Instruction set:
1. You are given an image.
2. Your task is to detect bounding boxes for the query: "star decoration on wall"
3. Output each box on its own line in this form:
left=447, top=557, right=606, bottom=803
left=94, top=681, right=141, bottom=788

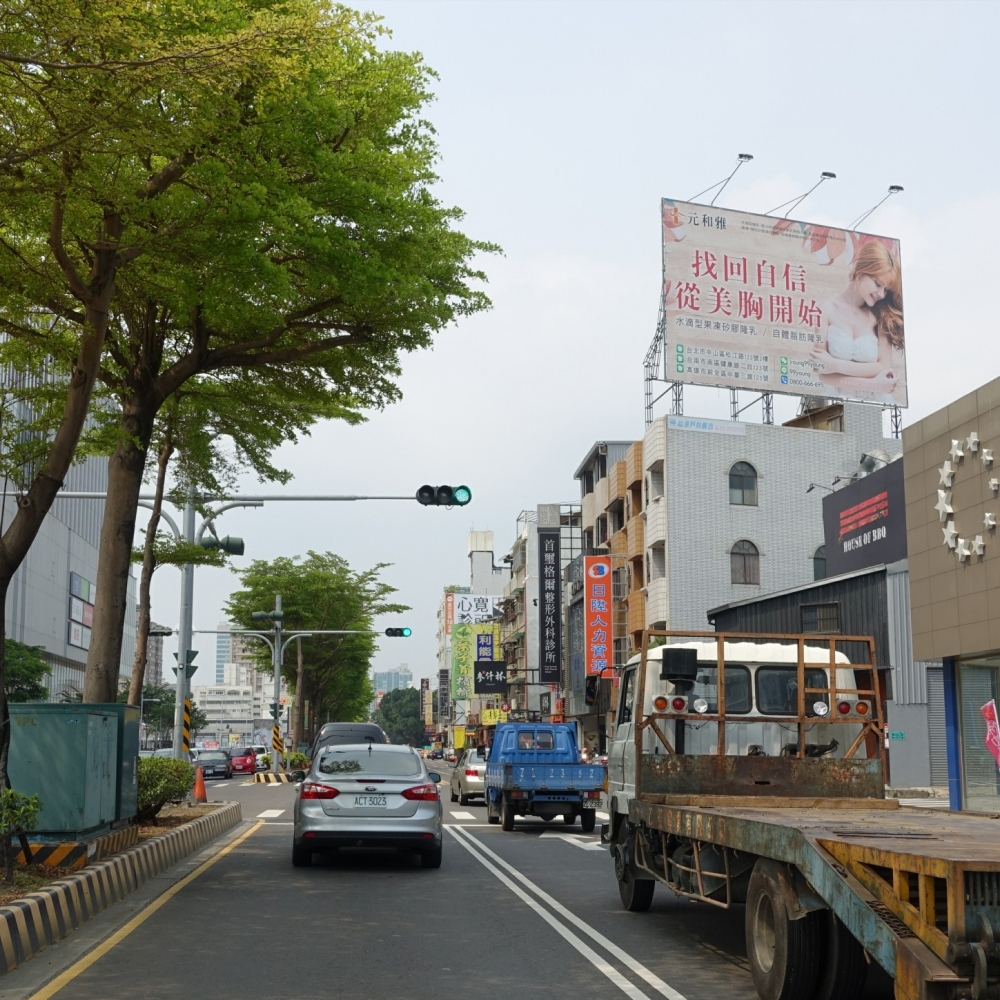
left=957, top=537, right=971, bottom=561
left=943, top=520, right=958, bottom=548
left=934, top=490, right=953, bottom=522
left=986, top=512, right=997, bottom=531
left=967, top=431, right=981, bottom=453
left=984, top=448, right=995, bottom=467
left=950, top=439, right=965, bottom=463
left=992, top=478, right=999, bottom=493
left=939, top=461, right=956, bottom=487
left=973, top=535, right=986, bottom=557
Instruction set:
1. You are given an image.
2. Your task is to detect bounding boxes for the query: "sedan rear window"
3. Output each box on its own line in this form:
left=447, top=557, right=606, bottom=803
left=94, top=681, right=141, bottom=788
left=199, top=751, right=228, bottom=761
left=317, top=749, right=421, bottom=776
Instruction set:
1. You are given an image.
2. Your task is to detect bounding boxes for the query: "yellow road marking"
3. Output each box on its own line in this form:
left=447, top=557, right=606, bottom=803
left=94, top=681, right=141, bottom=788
left=28, top=821, right=264, bottom=999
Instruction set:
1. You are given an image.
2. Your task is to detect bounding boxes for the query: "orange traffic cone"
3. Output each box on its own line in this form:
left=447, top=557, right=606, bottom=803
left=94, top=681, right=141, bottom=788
left=193, top=766, right=207, bottom=803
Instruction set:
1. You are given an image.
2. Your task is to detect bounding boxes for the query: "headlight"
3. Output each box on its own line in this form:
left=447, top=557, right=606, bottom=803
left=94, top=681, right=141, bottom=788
left=813, top=700, right=830, bottom=717
left=693, top=698, right=709, bottom=714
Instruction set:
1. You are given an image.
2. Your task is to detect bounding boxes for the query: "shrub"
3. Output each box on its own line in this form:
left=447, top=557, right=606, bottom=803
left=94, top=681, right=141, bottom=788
left=0, top=788, right=40, bottom=838
left=288, top=752, right=309, bottom=768
left=137, top=758, right=195, bottom=824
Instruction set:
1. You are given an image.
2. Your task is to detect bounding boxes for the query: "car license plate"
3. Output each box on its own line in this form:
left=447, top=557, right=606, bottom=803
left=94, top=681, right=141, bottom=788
left=353, top=794, right=387, bottom=807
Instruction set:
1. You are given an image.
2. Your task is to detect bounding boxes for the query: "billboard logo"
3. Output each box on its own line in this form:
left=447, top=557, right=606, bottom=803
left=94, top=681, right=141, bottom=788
left=587, top=561, right=610, bottom=580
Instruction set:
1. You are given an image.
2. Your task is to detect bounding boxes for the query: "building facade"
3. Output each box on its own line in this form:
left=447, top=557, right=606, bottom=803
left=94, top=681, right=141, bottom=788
left=372, top=663, right=413, bottom=695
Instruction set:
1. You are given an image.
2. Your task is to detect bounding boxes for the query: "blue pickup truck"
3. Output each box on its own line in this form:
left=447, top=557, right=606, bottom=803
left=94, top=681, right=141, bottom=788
left=484, top=722, right=606, bottom=832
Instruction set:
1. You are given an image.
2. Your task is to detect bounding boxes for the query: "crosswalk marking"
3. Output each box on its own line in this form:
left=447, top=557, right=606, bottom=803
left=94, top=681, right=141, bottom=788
left=538, top=832, right=605, bottom=851
left=256, top=809, right=285, bottom=819
left=451, top=811, right=475, bottom=820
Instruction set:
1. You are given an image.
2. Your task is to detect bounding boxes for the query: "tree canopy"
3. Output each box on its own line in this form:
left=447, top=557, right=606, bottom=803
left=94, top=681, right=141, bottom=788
left=225, top=552, right=407, bottom=739
left=374, top=688, right=423, bottom=746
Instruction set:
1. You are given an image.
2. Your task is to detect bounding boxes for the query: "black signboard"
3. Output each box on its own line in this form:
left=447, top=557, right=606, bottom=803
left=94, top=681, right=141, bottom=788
left=474, top=660, right=507, bottom=695
left=537, top=526, right=562, bottom=683
left=822, top=459, right=907, bottom=577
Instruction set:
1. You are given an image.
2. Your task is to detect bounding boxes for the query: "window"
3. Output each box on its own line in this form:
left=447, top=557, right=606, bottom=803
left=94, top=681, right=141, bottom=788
left=730, top=540, right=760, bottom=585
left=691, top=665, right=752, bottom=714
left=516, top=730, right=554, bottom=750
left=317, top=748, right=421, bottom=775
left=536, top=731, right=554, bottom=750
left=729, top=462, right=758, bottom=506
left=801, top=603, right=839, bottom=633
left=813, top=546, right=827, bottom=581
left=755, top=667, right=829, bottom=716
left=619, top=668, right=636, bottom=724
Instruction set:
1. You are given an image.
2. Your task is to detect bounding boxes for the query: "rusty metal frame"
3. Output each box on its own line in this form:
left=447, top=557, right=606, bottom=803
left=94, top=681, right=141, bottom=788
left=633, top=629, right=885, bottom=800
left=632, top=827, right=733, bottom=909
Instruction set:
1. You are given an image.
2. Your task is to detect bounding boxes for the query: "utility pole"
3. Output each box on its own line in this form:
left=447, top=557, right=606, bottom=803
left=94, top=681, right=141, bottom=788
left=172, top=492, right=197, bottom=760
left=272, top=595, right=283, bottom=773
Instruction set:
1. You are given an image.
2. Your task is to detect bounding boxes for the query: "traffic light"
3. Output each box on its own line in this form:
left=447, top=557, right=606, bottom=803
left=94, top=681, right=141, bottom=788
left=172, top=650, right=199, bottom=679
left=415, top=485, right=472, bottom=507
left=385, top=627, right=412, bottom=637
left=269, top=701, right=280, bottom=719
left=200, top=535, right=245, bottom=555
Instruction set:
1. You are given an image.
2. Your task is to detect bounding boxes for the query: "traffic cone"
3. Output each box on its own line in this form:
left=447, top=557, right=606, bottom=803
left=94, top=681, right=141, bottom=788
left=193, top=766, right=207, bottom=803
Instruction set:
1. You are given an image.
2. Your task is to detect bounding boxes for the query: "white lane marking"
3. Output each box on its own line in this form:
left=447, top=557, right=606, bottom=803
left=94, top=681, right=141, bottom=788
left=445, top=827, right=650, bottom=1000
left=597, top=812, right=610, bottom=821
left=240, top=781, right=255, bottom=786
left=257, top=809, right=285, bottom=819
left=538, top=832, right=605, bottom=851
left=451, top=811, right=475, bottom=820
left=264, top=821, right=294, bottom=825
left=451, top=826, right=686, bottom=1000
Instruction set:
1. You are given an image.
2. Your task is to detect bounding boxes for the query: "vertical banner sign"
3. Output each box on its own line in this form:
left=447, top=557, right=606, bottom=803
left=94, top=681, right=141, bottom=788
left=537, top=527, right=562, bottom=683
left=584, top=555, right=613, bottom=675
left=982, top=701, right=1000, bottom=770
left=445, top=593, right=455, bottom=636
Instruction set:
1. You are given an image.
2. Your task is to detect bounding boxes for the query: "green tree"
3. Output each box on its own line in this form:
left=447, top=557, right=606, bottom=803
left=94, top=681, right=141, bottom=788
left=225, top=553, right=405, bottom=744
left=4, top=641, right=50, bottom=703
left=0, top=0, right=326, bottom=785
left=123, top=684, right=206, bottom=746
left=375, top=688, right=423, bottom=746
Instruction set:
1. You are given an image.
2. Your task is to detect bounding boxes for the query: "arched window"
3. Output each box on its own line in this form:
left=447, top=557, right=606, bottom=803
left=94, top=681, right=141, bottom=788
left=729, top=462, right=758, bottom=506
left=731, top=540, right=760, bottom=585
left=813, top=545, right=827, bottom=581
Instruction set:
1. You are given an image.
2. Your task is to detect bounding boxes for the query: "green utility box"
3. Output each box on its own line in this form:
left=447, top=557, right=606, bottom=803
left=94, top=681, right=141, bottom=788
left=8, top=703, right=138, bottom=838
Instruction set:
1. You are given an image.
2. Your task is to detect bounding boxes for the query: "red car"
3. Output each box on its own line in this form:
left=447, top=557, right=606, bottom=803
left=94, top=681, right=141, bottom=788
left=228, top=747, right=256, bottom=775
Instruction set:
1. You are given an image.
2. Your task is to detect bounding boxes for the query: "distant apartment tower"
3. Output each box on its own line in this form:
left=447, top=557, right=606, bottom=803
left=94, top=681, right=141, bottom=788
left=372, top=663, right=413, bottom=694
left=216, top=622, right=265, bottom=691
left=146, top=622, right=166, bottom=687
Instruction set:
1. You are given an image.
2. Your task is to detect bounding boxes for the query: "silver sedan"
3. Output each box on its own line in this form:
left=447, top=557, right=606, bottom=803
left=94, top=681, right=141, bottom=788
left=292, top=743, right=444, bottom=868
left=450, top=747, right=487, bottom=805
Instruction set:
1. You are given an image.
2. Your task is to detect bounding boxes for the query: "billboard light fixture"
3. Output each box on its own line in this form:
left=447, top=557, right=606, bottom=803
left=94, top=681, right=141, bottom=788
left=849, top=184, right=904, bottom=231
left=689, top=152, right=755, bottom=206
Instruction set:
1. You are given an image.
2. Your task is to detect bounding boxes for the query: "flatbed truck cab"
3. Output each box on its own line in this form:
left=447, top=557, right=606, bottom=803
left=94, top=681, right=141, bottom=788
left=606, top=630, right=1000, bottom=1000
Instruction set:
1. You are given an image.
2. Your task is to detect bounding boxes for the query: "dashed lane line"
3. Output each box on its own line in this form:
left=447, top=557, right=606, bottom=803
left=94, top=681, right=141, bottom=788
left=537, top=832, right=605, bottom=851
left=449, top=826, right=686, bottom=1000
left=445, top=826, right=650, bottom=1000
left=257, top=809, right=285, bottom=819
left=450, top=811, right=475, bottom=820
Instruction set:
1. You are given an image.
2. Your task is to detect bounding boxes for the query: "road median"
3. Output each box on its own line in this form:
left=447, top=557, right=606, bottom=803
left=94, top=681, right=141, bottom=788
left=0, top=801, right=242, bottom=975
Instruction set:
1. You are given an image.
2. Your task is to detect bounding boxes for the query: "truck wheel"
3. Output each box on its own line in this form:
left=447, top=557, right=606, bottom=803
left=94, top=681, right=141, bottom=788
left=501, top=795, right=515, bottom=831
left=812, top=911, right=867, bottom=1000
left=614, top=821, right=654, bottom=912
left=580, top=809, right=597, bottom=833
left=487, top=795, right=500, bottom=825
left=745, top=859, right=821, bottom=1000
left=563, top=813, right=575, bottom=825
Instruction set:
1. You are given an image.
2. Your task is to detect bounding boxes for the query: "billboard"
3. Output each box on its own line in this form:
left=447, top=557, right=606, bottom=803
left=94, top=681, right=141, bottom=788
left=662, top=199, right=906, bottom=406
left=474, top=661, right=507, bottom=695
left=822, top=459, right=907, bottom=576
left=451, top=622, right=502, bottom=700
left=583, top=555, right=612, bottom=675
left=537, top=527, right=562, bottom=683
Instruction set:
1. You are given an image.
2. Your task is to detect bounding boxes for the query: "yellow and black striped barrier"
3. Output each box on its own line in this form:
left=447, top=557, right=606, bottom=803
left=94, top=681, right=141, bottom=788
left=182, top=698, right=192, bottom=754
left=271, top=725, right=283, bottom=754
left=253, top=772, right=294, bottom=784
left=14, top=826, right=139, bottom=869
left=0, top=802, right=242, bottom=974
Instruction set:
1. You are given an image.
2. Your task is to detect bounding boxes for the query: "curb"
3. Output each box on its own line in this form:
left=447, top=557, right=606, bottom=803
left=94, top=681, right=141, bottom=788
left=14, top=826, right=140, bottom=870
left=0, top=801, right=242, bottom=975
left=253, top=773, right=293, bottom=784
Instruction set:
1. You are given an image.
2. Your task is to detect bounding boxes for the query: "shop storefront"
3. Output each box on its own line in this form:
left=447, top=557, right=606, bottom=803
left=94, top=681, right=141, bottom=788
left=904, top=375, right=1000, bottom=810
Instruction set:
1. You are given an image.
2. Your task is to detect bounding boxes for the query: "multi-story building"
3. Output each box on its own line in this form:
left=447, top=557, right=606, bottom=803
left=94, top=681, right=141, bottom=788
left=145, top=620, right=166, bottom=687
left=3, top=457, right=136, bottom=700
left=372, top=663, right=413, bottom=694
left=500, top=505, right=581, bottom=716
left=639, top=401, right=899, bottom=632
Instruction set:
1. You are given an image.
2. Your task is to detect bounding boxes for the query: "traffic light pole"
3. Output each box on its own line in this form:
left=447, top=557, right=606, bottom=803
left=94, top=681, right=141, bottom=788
left=171, top=493, right=196, bottom=759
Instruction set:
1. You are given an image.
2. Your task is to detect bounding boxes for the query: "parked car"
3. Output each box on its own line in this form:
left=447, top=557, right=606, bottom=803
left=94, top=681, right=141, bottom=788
left=429, top=749, right=444, bottom=760
left=152, top=748, right=175, bottom=759
left=309, top=722, right=390, bottom=758
left=228, top=746, right=256, bottom=775
left=250, top=744, right=268, bottom=770
left=450, top=747, right=487, bottom=805
left=292, top=743, right=443, bottom=869
left=195, top=749, right=233, bottom=780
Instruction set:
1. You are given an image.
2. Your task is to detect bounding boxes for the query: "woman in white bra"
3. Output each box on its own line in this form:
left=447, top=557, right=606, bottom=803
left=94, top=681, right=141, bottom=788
left=808, top=242, right=903, bottom=398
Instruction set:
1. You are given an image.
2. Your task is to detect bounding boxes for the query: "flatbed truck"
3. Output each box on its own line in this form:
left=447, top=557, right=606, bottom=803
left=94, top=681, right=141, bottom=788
left=604, top=630, right=1000, bottom=1000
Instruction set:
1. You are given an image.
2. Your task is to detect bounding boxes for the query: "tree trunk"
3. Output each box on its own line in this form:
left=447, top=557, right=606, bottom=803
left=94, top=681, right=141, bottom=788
left=84, top=400, right=156, bottom=702
left=127, top=428, right=174, bottom=708
left=292, top=636, right=305, bottom=750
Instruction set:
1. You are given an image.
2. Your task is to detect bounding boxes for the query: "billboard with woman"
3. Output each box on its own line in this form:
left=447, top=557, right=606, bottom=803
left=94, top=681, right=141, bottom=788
left=662, top=199, right=906, bottom=406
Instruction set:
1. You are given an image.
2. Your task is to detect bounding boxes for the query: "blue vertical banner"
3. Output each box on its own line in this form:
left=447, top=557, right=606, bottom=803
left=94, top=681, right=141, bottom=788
left=538, top=526, right=561, bottom=684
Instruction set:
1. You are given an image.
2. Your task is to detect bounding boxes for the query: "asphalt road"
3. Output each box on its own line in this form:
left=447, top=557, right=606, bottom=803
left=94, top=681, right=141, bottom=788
left=4, top=763, right=894, bottom=1000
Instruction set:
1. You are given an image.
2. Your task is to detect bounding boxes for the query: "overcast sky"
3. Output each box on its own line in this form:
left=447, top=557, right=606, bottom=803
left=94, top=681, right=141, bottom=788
left=152, top=0, right=1000, bottom=687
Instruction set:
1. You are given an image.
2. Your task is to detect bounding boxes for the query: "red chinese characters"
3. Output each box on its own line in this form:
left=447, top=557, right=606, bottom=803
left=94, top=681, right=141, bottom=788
left=584, top=555, right=612, bottom=676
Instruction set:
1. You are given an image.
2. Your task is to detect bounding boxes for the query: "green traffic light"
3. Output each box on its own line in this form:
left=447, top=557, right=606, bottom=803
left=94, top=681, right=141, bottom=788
left=452, top=485, right=471, bottom=505
left=402, top=627, right=412, bottom=637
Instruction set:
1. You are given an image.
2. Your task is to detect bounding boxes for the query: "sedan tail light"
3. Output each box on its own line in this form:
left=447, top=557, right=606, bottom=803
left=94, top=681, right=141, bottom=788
left=465, top=769, right=479, bottom=777
left=300, top=781, right=339, bottom=800
left=401, top=783, right=439, bottom=801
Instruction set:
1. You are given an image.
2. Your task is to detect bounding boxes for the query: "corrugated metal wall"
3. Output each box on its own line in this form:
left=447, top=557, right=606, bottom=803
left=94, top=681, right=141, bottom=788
left=708, top=567, right=889, bottom=670
left=885, top=563, right=931, bottom=705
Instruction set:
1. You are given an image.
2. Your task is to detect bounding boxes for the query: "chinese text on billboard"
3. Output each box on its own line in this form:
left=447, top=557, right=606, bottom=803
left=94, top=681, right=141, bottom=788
left=538, top=527, right=561, bottom=683
left=662, top=200, right=906, bottom=406
left=584, top=555, right=612, bottom=675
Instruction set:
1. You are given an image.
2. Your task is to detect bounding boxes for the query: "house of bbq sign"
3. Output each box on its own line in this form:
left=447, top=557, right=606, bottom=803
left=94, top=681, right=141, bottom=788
left=938, top=432, right=998, bottom=561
